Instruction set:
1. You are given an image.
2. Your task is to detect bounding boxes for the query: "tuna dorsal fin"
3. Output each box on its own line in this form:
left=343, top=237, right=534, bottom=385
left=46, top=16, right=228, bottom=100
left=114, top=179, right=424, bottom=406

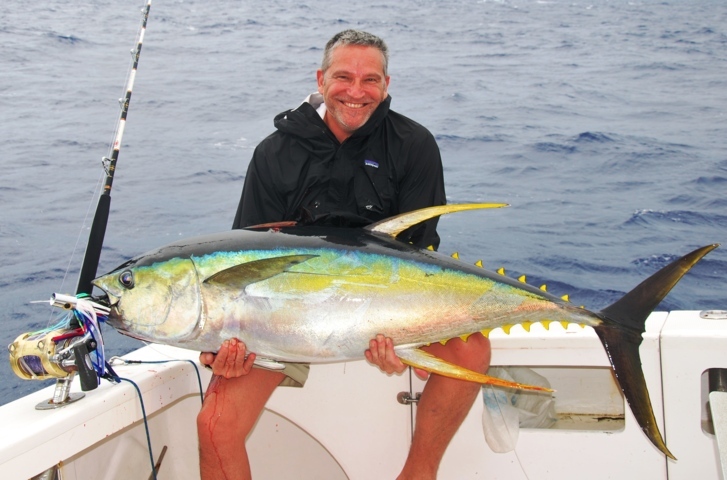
left=365, top=203, right=508, bottom=238
left=203, top=254, right=317, bottom=289
left=394, top=348, right=552, bottom=393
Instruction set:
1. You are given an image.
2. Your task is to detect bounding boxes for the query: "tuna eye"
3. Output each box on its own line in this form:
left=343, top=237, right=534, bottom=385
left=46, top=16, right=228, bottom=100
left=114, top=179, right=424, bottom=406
left=119, top=270, right=135, bottom=289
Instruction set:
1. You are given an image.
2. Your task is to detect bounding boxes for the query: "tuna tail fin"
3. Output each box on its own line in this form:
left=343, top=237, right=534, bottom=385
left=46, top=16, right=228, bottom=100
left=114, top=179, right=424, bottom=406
left=594, top=243, right=718, bottom=460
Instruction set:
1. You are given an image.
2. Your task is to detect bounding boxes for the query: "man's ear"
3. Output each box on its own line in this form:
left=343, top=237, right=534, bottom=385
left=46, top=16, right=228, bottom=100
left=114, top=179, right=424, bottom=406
left=316, top=69, right=325, bottom=93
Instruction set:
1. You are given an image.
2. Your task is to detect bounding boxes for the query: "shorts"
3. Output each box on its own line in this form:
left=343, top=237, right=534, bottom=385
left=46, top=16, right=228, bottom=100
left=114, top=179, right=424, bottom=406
left=254, top=361, right=310, bottom=388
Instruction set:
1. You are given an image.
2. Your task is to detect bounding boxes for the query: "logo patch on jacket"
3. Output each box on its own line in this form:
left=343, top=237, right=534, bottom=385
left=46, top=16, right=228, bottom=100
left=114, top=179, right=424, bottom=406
left=364, top=159, right=379, bottom=169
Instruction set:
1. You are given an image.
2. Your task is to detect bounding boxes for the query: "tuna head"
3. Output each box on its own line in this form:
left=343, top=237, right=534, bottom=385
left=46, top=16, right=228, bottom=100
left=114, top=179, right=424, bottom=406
left=92, top=257, right=202, bottom=344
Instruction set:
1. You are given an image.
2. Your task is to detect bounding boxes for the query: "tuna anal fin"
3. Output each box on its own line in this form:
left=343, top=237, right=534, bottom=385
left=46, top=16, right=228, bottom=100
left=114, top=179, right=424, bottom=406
left=395, top=348, right=552, bottom=393
left=203, top=254, right=317, bottom=289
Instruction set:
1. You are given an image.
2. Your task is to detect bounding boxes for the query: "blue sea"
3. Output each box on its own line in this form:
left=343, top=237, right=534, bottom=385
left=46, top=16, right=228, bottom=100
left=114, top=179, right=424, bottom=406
left=1, top=0, right=725, bottom=405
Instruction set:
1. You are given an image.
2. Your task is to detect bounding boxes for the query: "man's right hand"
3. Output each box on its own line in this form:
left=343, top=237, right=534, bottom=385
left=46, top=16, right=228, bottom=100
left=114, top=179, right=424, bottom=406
left=199, top=338, right=256, bottom=379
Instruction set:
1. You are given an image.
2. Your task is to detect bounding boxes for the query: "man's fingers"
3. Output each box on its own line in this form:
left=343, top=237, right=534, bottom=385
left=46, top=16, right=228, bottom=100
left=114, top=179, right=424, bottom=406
left=200, top=339, right=255, bottom=379
left=365, top=335, right=407, bottom=375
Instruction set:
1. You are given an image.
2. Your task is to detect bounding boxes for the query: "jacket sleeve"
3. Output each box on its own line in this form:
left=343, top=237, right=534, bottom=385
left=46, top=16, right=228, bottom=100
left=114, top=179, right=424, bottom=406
left=232, top=141, right=287, bottom=229
left=396, top=129, right=446, bottom=249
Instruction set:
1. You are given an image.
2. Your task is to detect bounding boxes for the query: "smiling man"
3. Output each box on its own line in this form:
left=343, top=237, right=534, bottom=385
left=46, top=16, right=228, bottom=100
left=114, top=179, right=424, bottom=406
left=317, top=40, right=390, bottom=141
left=198, top=30, right=491, bottom=480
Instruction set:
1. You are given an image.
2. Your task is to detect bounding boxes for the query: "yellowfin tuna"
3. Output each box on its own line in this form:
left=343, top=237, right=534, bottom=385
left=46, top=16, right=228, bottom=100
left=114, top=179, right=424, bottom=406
left=92, top=204, right=718, bottom=459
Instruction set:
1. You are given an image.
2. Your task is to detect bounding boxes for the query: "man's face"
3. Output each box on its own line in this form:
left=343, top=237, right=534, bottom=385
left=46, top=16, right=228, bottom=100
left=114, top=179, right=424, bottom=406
left=317, top=45, right=390, bottom=142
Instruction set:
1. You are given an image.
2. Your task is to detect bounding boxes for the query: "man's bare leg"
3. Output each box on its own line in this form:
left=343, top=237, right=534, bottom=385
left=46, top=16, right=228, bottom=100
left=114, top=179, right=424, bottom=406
left=397, top=334, right=491, bottom=480
left=197, top=340, right=285, bottom=480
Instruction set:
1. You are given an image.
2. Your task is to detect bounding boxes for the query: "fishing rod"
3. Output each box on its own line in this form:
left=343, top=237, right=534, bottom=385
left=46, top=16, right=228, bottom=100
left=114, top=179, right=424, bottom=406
left=9, top=0, right=152, bottom=400
left=77, top=0, right=152, bottom=296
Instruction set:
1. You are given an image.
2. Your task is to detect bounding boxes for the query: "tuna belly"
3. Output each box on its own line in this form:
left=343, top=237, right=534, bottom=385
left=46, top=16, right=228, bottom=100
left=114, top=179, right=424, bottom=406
left=226, top=291, right=482, bottom=363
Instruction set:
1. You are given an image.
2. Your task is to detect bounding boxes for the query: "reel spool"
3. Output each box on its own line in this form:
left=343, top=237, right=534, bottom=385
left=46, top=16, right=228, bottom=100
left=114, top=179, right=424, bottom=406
left=8, top=294, right=106, bottom=409
left=9, top=329, right=84, bottom=381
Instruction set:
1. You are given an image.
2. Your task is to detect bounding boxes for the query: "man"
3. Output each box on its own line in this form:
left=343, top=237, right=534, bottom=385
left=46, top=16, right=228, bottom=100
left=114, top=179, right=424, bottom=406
left=197, top=30, right=491, bottom=480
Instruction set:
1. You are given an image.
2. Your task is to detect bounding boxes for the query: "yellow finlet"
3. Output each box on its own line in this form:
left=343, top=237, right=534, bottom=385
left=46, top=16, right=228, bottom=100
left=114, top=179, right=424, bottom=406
left=497, top=267, right=506, bottom=275
left=540, top=284, right=547, bottom=291
left=518, top=275, right=527, bottom=283
left=480, top=328, right=492, bottom=338
left=475, top=260, right=483, bottom=268
left=541, top=320, right=552, bottom=330
left=460, top=333, right=472, bottom=342
left=560, top=321, right=569, bottom=329
left=521, top=321, right=533, bottom=332
left=451, top=252, right=460, bottom=260
left=439, top=339, right=449, bottom=346
left=501, top=324, right=513, bottom=335
left=427, top=245, right=435, bottom=251
left=561, top=294, right=570, bottom=302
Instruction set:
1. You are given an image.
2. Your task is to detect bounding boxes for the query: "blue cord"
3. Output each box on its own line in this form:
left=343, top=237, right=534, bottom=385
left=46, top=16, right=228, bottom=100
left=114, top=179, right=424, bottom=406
left=123, top=359, right=205, bottom=404
left=103, top=364, right=157, bottom=480
left=101, top=358, right=206, bottom=480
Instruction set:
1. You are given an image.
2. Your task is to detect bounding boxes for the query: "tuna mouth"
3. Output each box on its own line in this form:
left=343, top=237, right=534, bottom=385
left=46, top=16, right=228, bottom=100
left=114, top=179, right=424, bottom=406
left=91, top=286, right=120, bottom=308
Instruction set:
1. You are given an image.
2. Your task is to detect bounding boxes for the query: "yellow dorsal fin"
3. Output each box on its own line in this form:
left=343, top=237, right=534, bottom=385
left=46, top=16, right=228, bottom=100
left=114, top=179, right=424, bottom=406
left=518, top=275, right=527, bottom=283
left=451, top=252, right=459, bottom=260
left=497, top=267, right=506, bottom=275
left=475, top=259, right=483, bottom=268
left=521, top=321, right=532, bottom=332
left=540, top=284, right=547, bottom=291
left=561, top=294, right=570, bottom=302
left=366, top=203, right=508, bottom=237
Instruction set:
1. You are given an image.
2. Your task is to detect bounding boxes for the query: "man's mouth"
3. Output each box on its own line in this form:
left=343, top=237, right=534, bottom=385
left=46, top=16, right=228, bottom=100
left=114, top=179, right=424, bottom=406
left=342, top=101, right=366, bottom=109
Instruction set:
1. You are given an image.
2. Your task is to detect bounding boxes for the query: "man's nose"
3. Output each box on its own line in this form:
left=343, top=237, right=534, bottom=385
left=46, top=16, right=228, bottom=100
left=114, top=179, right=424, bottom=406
left=347, top=79, right=366, bottom=98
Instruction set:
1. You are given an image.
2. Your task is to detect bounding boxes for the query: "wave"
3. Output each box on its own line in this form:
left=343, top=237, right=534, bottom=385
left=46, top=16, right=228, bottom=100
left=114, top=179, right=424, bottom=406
left=624, top=209, right=727, bottom=228
left=43, top=32, right=83, bottom=45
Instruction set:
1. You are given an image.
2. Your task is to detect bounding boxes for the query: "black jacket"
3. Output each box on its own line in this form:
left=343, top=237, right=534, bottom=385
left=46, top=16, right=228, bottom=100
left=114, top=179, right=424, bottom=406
left=233, top=95, right=446, bottom=248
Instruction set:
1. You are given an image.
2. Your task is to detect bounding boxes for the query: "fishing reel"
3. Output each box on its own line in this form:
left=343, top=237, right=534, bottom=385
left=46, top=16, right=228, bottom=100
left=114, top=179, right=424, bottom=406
left=8, top=294, right=109, bottom=409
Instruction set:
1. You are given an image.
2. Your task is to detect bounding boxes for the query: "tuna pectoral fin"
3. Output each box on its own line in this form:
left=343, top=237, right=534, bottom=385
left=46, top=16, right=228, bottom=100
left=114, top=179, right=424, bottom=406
left=395, top=348, right=552, bottom=393
left=594, top=243, right=718, bottom=460
left=203, top=254, right=317, bottom=289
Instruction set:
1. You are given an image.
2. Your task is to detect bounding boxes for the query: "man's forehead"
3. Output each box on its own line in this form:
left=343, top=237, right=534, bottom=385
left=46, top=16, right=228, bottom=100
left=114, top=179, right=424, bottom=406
left=328, top=45, right=386, bottom=75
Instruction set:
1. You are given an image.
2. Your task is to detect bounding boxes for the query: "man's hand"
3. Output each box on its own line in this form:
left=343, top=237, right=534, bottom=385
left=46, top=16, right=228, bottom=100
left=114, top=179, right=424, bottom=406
left=365, top=334, right=429, bottom=380
left=199, top=338, right=256, bottom=379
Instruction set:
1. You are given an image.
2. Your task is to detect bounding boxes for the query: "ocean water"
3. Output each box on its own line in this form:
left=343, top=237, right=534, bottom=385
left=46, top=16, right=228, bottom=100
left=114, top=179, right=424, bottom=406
left=1, top=0, right=725, bottom=405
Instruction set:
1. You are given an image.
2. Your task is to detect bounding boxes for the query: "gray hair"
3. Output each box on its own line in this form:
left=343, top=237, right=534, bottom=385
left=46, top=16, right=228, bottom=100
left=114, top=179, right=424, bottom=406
left=321, top=30, right=389, bottom=76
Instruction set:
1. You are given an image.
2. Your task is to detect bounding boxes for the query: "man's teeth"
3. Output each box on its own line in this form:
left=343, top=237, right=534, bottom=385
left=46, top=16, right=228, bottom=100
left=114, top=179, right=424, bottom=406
left=344, top=102, right=364, bottom=108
